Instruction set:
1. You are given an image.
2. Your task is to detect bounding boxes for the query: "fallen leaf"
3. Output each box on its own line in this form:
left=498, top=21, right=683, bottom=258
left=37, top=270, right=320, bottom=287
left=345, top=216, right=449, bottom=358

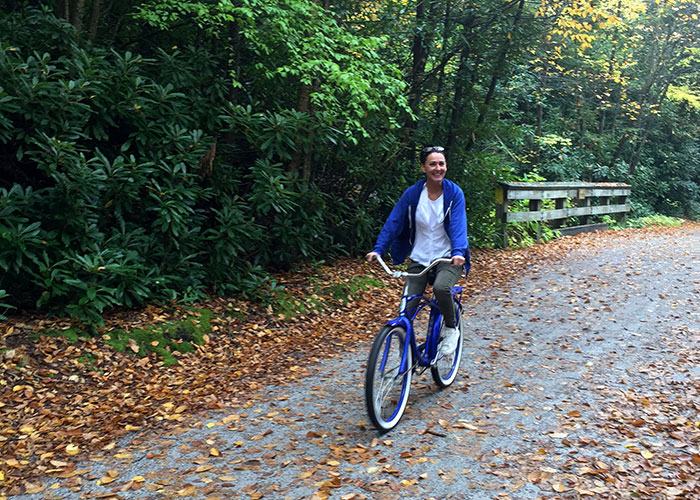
left=65, top=444, right=80, bottom=456
left=24, top=482, right=46, bottom=494
left=552, top=482, right=569, bottom=492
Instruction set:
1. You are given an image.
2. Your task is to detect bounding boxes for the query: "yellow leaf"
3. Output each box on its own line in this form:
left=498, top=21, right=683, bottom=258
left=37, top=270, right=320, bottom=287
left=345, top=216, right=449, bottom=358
left=552, top=482, right=569, bottom=492
left=209, top=448, right=220, bottom=457
left=641, top=450, right=653, bottom=459
left=125, top=424, right=141, bottom=431
left=102, top=441, right=117, bottom=451
left=24, top=482, right=45, bottom=494
left=0, top=471, right=4, bottom=481
left=132, top=476, right=146, bottom=483
left=65, top=444, right=80, bottom=456
left=177, top=485, right=196, bottom=496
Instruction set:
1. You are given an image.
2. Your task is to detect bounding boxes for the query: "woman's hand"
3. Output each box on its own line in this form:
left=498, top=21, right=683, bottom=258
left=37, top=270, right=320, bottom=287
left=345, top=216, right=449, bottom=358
left=366, top=251, right=380, bottom=263
left=451, top=255, right=465, bottom=267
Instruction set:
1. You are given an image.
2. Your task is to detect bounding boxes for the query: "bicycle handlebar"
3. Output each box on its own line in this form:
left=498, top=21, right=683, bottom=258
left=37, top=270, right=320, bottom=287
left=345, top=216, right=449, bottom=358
left=373, top=255, right=454, bottom=279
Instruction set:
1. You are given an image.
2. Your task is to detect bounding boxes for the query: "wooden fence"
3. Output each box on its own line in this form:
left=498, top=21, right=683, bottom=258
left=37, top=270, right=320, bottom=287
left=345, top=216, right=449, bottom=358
left=495, top=181, right=631, bottom=247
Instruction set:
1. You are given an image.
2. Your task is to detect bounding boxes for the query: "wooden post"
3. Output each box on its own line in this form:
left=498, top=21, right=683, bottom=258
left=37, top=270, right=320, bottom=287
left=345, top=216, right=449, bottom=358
left=600, top=196, right=610, bottom=225
left=495, top=185, right=509, bottom=248
left=551, top=198, right=566, bottom=228
left=529, top=199, right=543, bottom=241
left=618, top=194, right=628, bottom=224
left=576, top=188, right=590, bottom=225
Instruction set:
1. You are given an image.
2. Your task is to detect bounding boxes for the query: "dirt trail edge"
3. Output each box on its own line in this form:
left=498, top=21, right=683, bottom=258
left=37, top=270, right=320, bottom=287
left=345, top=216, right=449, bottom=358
left=12, top=226, right=700, bottom=500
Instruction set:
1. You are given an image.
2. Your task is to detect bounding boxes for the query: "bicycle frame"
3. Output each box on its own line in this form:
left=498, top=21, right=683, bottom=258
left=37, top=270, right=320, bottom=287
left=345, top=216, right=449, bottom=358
left=375, top=256, right=460, bottom=375
left=383, top=294, right=440, bottom=374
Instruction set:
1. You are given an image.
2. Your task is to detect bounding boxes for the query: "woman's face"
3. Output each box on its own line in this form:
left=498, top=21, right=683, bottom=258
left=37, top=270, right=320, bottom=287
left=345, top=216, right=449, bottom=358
left=421, top=152, right=447, bottom=184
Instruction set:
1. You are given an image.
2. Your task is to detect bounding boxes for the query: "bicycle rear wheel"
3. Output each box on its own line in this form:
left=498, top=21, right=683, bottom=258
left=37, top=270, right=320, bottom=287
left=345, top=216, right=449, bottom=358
left=431, top=303, right=463, bottom=388
left=365, top=326, right=412, bottom=432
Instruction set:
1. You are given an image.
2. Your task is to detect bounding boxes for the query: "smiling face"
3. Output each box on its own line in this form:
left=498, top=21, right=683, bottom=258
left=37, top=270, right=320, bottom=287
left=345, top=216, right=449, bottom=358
left=421, top=152, right=447, bottom=184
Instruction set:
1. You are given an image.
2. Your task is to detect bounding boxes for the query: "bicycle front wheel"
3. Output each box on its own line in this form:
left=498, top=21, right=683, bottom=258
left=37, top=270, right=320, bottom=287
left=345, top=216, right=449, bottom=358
left=365, top=326, right=412, bottom=433
left=431, top=306, right=463, bottom=388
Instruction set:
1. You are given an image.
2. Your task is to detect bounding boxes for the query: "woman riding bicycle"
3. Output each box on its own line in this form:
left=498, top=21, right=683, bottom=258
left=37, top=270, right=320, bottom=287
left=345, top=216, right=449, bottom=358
left=366, top=146, right=471, bottom=356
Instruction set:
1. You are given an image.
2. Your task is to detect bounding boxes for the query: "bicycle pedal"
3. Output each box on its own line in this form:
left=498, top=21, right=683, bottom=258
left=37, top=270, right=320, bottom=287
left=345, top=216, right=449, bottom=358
left=413, top=365, right=428, bottom=375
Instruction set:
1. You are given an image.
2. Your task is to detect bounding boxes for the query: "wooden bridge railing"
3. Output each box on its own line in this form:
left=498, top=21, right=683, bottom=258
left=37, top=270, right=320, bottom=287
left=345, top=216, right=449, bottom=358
left=495, top=181, right=631, bottom=247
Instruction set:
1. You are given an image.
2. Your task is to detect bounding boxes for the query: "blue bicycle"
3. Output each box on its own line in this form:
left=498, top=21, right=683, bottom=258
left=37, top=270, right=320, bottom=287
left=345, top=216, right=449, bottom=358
left=365, top=256, right=464, bottom=432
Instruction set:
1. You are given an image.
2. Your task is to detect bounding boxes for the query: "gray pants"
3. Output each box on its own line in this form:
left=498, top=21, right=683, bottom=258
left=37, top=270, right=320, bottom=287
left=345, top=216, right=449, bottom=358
left=405, top=260, right=463, bottom=328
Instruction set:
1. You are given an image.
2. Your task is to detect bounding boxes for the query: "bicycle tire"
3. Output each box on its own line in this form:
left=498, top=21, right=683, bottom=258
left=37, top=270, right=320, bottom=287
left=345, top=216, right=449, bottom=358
left=365, top=326, right=412, bottom=432
left=431, top=301, right=463, bottom=388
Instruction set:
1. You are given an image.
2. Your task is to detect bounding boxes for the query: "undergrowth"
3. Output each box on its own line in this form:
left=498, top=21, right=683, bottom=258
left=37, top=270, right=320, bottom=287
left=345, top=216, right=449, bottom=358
left=34, top=309, right=213, bottom=367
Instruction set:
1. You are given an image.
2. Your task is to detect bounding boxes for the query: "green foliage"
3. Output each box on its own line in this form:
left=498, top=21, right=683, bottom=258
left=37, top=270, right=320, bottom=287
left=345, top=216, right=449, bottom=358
left=504, top=221, right=559, bottom=248
left=136, top=0, right=407, bottom=143
left=35, top=309, right=213, bottom=366
left=103, top=309, right=213, bottom=366
left=266, top=275, right=384, bottom=319
left=318, top=276, right=384, bottom=306
left=32, top=327, right=84, bottom=344
left=624, top=215, right=684, bottom=229
left=0, top=10, right=224, bottom=323
left=0, top=289, right=15, bottom=320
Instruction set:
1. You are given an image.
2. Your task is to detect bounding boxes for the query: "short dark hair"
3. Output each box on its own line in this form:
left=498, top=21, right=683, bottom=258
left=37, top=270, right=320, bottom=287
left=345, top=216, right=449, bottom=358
left=419, top=146, right=445, bottom=163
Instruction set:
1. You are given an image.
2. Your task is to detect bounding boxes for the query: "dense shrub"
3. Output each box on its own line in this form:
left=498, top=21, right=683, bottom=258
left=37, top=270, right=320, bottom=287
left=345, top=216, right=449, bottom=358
left=0, top=9, right=349, bottom=324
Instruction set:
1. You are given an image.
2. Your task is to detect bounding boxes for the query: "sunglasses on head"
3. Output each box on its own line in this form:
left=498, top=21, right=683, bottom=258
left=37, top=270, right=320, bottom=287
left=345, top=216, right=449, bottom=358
left=422, top=146, right=445, bottom=154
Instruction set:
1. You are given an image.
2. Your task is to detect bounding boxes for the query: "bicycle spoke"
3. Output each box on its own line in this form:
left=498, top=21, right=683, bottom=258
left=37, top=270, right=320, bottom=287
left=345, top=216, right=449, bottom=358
left=376, top=364, right=402, bottom=416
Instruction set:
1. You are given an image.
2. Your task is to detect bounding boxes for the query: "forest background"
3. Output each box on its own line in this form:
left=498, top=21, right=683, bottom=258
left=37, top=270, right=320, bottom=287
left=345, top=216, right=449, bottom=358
left=1, top=0, right=699, bottom=325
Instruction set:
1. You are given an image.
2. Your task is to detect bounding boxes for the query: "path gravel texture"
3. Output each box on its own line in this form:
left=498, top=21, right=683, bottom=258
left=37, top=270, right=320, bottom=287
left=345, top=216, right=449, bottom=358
left=16, top=226, right=699, bottom=500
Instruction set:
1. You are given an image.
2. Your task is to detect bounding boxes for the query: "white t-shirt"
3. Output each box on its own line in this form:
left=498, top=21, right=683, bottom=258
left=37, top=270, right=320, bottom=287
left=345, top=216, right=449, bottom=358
left=409, top=186, right=452, bottom=267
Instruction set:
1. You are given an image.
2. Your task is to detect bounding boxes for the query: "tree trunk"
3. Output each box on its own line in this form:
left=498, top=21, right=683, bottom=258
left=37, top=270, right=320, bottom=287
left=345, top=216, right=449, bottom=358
left=88, top=0, right=102, bottom=41
left=445, top=34, right=474, bottom=159
left=223, top=20, right=242, bottom=147
left=465, top=0, right=525, bottom=151
left=69, top=0, right=86, bottom=32
left=431, top=0, right=453, bottom=145
left=289, top=81, right=312, bottom=177
left=609, top=132, right=629, bottom=168
left=402, top=0, right=440, bottom=162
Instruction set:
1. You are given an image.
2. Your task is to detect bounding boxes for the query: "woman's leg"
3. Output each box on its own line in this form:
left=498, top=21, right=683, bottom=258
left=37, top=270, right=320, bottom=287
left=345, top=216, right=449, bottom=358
left=432, top=262, right=463, bottom=327
left=404, top=261, right=429, bottom=315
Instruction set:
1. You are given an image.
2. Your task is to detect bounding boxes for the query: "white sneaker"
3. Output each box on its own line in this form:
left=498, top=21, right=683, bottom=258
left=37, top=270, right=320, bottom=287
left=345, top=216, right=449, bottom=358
left=439, top=326, right=460, bottom=356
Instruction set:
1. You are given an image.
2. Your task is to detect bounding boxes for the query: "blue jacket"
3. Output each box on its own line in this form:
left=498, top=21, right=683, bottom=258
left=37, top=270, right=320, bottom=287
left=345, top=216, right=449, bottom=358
left=372, top=179, right=471, bottom=275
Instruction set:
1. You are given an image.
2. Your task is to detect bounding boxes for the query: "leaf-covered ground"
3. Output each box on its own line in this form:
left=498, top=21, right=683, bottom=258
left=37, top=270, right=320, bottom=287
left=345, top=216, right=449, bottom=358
left=1, top=223, right=698, bottom=499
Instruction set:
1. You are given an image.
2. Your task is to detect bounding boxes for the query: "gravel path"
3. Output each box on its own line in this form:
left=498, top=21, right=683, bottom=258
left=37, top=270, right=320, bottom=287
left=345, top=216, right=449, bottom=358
left=17, top=226, right=699, bottom=500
